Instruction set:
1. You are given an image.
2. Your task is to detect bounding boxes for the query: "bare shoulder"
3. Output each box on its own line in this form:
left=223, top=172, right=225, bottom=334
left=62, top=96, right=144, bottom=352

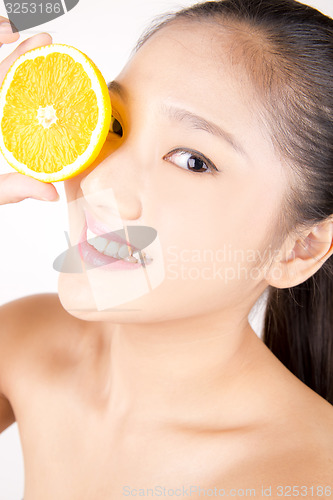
left=295, top=386, right=333, bottom=478
left=288, top=395, right=333, bottom=484
left=263, top=341, right=333, bottom=464
left=225, top=345, right=333, bottom=490
left=0, top=293, right=86, bottom=398
left=258, top=377, right=333, bottom=488
left=216, top=388, right=333, bottom=496
left=286, top=368, right=333, bottom=452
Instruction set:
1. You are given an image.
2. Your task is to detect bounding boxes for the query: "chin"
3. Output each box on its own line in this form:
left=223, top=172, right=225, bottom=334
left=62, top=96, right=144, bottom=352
left=56, top=269, right=160, bottom=323
left=57, top=271, right=97, bottom=320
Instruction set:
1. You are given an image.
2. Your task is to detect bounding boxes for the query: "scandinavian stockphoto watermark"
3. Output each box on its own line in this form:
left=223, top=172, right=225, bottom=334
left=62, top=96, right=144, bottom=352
left=4, top=0, right=80, bottom=33
left=165, top=244, right=285, bottom=283
left=52, top=187, right=287, bottom=311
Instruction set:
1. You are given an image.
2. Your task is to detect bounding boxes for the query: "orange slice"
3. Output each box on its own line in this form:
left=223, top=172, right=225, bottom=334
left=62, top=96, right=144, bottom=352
left=0, top=43, right=111, bottom=182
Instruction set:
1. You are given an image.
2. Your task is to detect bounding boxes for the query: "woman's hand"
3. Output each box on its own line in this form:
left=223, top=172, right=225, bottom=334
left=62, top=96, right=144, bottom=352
left=0, top=17, right=59, bottom=204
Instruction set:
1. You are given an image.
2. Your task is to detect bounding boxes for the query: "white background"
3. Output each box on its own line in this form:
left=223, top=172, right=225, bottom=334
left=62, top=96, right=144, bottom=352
left=0, top=0, right=332, bottom=498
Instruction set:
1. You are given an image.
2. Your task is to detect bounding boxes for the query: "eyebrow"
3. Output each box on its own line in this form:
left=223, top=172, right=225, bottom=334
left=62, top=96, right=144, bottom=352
left=107, top=80, right=247, bottom=157
left=162, top=105, right=247, bottom=157
left=107, top=80, right=128, bottom=100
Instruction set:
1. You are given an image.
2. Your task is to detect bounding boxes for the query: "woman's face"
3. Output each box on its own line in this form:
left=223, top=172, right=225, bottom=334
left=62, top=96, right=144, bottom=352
left=58, top=21, right=287, bottom=322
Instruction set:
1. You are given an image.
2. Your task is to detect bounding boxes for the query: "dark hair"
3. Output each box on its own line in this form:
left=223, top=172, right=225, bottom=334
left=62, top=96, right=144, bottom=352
left=135, top=0, right=333, bottom=403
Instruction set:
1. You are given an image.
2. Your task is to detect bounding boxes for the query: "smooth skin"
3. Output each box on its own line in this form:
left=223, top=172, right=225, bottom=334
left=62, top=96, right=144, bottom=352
left=0, top=18, right=332, bottom=500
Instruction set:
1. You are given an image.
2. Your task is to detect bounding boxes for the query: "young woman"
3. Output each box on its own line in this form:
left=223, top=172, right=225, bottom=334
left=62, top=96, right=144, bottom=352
left=0, top=0, right=332, bottom=498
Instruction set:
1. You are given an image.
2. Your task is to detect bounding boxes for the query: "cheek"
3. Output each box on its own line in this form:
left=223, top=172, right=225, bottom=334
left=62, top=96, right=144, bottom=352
left=161, top=171, right=280, bottom=283
left=216, top=170, right=283, bottom=273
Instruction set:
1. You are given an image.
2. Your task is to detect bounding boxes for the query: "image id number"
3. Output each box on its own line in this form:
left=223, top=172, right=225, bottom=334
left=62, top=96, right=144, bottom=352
left=5, top=3, right=62, bottom=14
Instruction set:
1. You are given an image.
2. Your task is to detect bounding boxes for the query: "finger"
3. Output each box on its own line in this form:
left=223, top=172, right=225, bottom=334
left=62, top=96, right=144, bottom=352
left=0, top=18, right=19, bottom=47
left=0, top=32, right=52, bottom=81
left=0, top=172, right=59, bottom=205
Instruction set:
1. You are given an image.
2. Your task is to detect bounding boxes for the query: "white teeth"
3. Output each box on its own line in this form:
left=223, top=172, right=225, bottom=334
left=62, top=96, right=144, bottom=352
left=87, top=228, right=109, bottom=253
left=104, top=240, right=121, bottom=257
left=123, top=255, right=139, bottom=263
left=86, top=226, right=153, bottom=264
left=118, top=244, right=131, bottom=259
left=132, top=250, right=153, bottom=264
left=86, top=228, right=96, bottom=241
left=93, top=238, right=109, bottom=253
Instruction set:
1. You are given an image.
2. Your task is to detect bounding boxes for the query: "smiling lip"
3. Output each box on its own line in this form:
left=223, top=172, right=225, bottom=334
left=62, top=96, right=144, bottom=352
left=83, top=207, right=139, bottom=252
left=78, top=221, right=143, bottom=271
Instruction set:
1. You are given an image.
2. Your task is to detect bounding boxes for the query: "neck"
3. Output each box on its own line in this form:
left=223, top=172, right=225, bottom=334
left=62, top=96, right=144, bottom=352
left=91, top=307, right=269, bottom=432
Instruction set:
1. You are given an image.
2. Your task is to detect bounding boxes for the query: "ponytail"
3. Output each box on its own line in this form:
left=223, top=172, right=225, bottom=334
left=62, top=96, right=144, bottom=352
left=263, top=255, right=333, bottom=404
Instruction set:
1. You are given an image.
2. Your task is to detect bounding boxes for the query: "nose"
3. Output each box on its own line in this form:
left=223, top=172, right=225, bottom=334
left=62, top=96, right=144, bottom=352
left=80, top=146, right=143, bottom=222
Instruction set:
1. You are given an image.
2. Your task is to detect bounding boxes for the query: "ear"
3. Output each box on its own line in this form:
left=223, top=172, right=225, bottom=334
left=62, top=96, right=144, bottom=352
left=265, top=219, right=333, bottom=289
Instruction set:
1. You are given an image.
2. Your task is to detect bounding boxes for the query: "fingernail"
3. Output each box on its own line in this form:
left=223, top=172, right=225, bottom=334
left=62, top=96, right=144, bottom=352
left=38, top=195, right=60, bottom=202
left=0, top=22, right=13, bottom=33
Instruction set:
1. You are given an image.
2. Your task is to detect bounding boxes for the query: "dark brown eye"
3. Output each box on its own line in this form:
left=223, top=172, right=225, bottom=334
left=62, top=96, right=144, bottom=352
left=163, top=149, right=219, bottom=175
left=187, top=156, right=207, bottom=173
left=109, top=116, right=123, bottom=137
